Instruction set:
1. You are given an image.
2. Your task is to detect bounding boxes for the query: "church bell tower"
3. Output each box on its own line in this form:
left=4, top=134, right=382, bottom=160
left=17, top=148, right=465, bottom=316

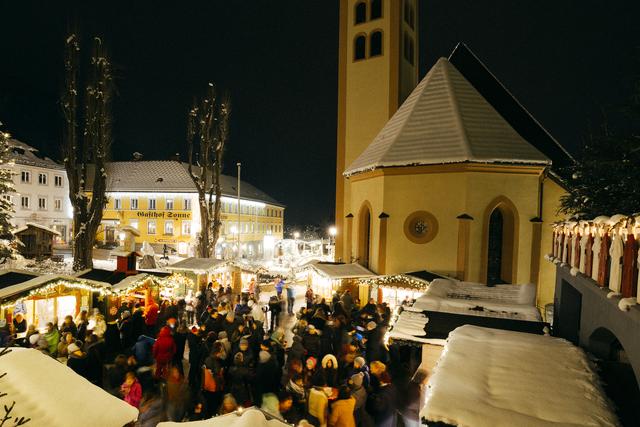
left=335, top=0, right=419, bottom=263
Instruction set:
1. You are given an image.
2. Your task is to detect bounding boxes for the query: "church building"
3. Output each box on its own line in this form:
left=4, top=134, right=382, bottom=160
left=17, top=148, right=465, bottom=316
left=334, top=0, right=573, bottom=311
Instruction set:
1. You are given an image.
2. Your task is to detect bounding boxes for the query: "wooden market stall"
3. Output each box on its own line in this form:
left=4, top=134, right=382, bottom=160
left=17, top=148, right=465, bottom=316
left=358, top=274, right=430, bottom=308
left=166, top=257, right=230, bottom=291
left=302, top=262, right=375, bottom=301
left=0, top=274, right=112, bottom=328
left=13, top=222, right=61, bottom=258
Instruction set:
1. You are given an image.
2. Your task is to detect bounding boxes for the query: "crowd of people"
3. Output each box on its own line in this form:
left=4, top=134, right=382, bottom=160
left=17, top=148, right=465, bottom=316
left=3, top=279, right=427, bottom=427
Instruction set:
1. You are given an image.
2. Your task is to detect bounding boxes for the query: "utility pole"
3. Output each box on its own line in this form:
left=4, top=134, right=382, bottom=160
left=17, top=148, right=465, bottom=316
left=237, top=162, right=241, bottom=259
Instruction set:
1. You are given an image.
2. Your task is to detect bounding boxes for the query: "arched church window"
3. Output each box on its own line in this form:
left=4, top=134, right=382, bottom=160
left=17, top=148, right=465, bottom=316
left=355, top=1, right=367, bottom=24
left=370, top=30, right=383, bottom=57
left=370, top=0, right=382, bottom=20
left=354, top=35, right=366, bottom=60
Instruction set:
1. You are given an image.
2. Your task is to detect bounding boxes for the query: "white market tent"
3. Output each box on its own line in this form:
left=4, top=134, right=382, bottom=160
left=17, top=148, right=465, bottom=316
left=12, top=221, right=62, bottom=236
left=311, top=262, right=375, bottom=280
left=166, top=257, right=228, bottom=273
left=421, top=325, right=620, bottom=427
left=0, top=273, right=111, bottom=303
left=409, top=278, right=542, bottom=321
left=1, top=348, right=138, bottom=427
left=158, top=408, right=290, bottom=427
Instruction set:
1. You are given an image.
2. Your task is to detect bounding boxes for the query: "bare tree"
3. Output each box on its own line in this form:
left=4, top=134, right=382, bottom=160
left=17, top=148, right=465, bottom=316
left=186, top=83, right=230, bottom=258
left=61, top=34, right=113, bottom=271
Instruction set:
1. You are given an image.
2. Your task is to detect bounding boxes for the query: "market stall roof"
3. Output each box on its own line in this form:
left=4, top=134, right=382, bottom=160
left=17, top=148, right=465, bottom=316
left=12, top=222, right=61, bottom=236
left=0, top=274, right=111, bottom=303
left=158, top=408, right=289, bottom=427
left=2, top=348, right=139, bottom=427
left=360, top=274, right=430, bottom=290
left=111, top=273, right=153, bottom=292
left=312, top=262, right=375, bottom=279
left=76, top=268, right=127, bottom=285
left=0, top=269, right=39, bottom=290
left=405, top=270, right=450, bottom=282
left=166, top=257, right=228, bottom=273
left=421, top=325, right=619, bottom=426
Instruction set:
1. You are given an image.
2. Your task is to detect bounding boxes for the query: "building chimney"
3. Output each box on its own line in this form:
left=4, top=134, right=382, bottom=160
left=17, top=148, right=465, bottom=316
left=132, top=152, right=144, bottom=161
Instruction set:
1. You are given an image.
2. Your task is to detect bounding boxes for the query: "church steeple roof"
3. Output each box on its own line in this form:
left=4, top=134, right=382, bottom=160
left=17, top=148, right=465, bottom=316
left=344, top=57, right=550, bottom=176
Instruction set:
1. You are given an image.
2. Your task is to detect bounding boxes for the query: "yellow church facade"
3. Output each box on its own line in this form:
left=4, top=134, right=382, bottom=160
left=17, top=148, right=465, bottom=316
left=335, top=0, right=572, bottom=312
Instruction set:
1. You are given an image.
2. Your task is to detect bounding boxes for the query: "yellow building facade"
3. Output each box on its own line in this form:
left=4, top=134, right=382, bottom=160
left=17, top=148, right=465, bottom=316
left=93, top=161, right=284, bottom=258
left=335, top=2, right=573, bottom=312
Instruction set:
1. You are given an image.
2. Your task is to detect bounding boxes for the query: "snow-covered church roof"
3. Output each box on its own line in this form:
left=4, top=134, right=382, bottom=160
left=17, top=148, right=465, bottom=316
left=344, top=57, right=551, bottom=176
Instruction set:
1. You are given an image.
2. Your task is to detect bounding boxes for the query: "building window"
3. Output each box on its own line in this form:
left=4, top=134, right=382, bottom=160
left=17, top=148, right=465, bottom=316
left=403, top=32, right=414, bottom=65
left=403, top=211, right=438, bottom=244
left=149, top=199, right=156, bottom=210
left=148, top=220, right=156, bottom=234
left=355, top=1, right=367, bottom=24
left=54, top=198, right=62, bottom=211
left=354, top=35, right=366, bottom=60
left=370, top=0, right=382, bottom=20
left=21, top=171, right=31, bottom=183
left=182, top=220, right=191, bottom=235
left=114, top=198, right=121, bottom=210
left=130, top=198, right=138, bottom=209
left=130, top=220, right=139, bottom=230
left=54, top=175, right=63, bottom=187
left=164, top=220, right=173, bottom=235
left=38, top=173, right=47, bottom=185
left=38, top=196, right=47, bottom=210
left=184, top=199, right=191, bottom=210
left=370, top=30, right=383, bottom=57
left=21, top=196, right=30, bottom=209
left=166, top=199, right=174, bottom=210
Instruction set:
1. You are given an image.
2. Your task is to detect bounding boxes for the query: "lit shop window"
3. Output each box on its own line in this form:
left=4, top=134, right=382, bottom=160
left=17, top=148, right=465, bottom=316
left=148, top=220, right=156, bottom=234
left=164, top=220, right=173, bottom=235
left=182, top=221, right=191, bottom=235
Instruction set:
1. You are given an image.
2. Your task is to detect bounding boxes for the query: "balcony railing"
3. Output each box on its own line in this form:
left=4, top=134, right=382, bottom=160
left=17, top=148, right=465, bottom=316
left=548, top=215, right=638, bottom=301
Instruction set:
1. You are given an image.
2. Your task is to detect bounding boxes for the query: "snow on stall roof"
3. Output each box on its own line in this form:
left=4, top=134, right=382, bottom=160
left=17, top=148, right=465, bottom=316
left=111, top=273, right=152, bottom=292
left=410, top=278, right=542, bottom=321
left=13, top=222, right=61, bottom=236
left=1, top=348, right=138, bottom=427
left=312, top=262, right=375, bottom=279
left=344, top=57, right=550, bottom=177
left=158, top=408, right=289, bottom=427
left=166, top=257, right=228, bottom=272
left=0, top=274, right=111, bottom=302
left=421, top=325, right=620, bottom=427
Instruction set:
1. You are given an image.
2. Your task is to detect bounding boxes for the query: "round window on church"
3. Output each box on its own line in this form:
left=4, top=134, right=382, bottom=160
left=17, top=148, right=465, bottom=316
left=404, top=211, right=438, bottom=244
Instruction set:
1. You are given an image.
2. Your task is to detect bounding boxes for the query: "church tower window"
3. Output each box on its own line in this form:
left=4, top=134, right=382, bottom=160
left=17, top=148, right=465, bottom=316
left=354, top=35, right=366, bottom=60
left=370, top=0, right=383, bottom=20
left=370, top=30, right=383, bottom=57
left=355, top=1, right=367, bottom=24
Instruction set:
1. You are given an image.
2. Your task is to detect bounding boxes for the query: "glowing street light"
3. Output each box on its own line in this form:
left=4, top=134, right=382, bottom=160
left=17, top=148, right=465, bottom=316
left=328, top=226, right=337, bottom=237
left=293, top=231, right=300, bottom=240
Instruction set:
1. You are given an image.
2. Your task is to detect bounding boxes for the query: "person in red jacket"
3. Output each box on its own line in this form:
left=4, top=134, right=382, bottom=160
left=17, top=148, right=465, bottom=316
left=153, top=326, right=176, bottom=379
left=144, top=291, right=160, bottom=337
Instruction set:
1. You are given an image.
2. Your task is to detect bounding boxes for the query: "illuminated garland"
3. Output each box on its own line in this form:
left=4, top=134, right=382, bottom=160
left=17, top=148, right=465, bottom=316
left=1, top=279, right=113, bottom=311
left=113, top=273, right=194, bottom=296
left=359, top=274, right=429, bottom=290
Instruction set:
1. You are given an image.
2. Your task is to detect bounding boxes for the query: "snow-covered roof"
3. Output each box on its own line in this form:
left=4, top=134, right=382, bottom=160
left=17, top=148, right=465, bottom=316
left=0, top=274, right=111, bottom=303
left=344, top=57, right=550, bottom=176
left=166, top=257, right=228, bottom=273
left=410, top=279, right=541, bottom=321
left=158, top=408, right=289, bottom=427
left=84, top=161, right=284, bottom=206
left=8, top=139, right=64, bottom=170
left=421, top=325, right=619, bottom=426
left=312, top=262, right=375, bottom=279
left=1, top=348, right=138, bottom=427
left=111, top=273, right=151, bottom=292
left=13, top=222, right=61, bottom=236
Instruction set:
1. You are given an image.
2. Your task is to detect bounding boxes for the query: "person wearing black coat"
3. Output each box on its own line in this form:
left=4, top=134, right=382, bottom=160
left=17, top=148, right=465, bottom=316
left=118, top=312, right=136, bottom=351
left=254, top=350, right=280, bottom=406
left=365, top=322, right=385, bottom=363
left=302, top=327, right=322, bottom=359
left=85, top=337, right=104, bottom=387
left=130, top=305, right=146, bottom=340
left=366, top=371, right=398, bottom=427
left=66, top=341, right=90, bottom=379
left=227, top=352, right=252, bottom=406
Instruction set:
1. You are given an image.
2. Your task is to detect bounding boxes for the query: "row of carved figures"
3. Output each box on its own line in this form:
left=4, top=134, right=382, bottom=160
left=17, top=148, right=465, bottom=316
left=549, top=214, right=639, bottom=302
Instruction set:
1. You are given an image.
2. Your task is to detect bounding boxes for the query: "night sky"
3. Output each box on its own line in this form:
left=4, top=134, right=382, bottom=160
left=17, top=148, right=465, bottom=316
left=1, top=1, right=639, bottom=227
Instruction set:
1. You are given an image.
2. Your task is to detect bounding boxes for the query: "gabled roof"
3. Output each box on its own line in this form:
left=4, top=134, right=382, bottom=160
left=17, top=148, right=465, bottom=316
left=85, top=161, right=284, bottom=207
left=166, top=257, right=228, bottom=273
left=312, top=262, right=375, bottom=279
left=448, top=43, right=574, bottom=169
left=345, top=58, right=550, bottom=176
left=8, top=139, right=64, bottom=170
left=13, top=222, right=61, bottom=236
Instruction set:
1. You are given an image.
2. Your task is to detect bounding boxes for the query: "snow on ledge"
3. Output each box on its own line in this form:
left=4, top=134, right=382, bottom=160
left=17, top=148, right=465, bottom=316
left=421, top=325, right=620, bottom=427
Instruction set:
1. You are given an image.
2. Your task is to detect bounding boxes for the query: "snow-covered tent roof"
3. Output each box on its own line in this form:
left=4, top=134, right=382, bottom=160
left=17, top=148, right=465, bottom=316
left=158, top=408, right=289, bottom=427
left=166, top=257, right=228, bottom=273
left=421, top=325, right=619, bottom=426
left=111, top=273, right=153, bottom=292
left=344, top=57, right=550, bottom=176
left=1, top=348, right=138, bottom=427
left=0, top=274, right=111, bottom=303
left=13, top=222, right=61, bottom=236
left=311, top=262, right=375, bottom=279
